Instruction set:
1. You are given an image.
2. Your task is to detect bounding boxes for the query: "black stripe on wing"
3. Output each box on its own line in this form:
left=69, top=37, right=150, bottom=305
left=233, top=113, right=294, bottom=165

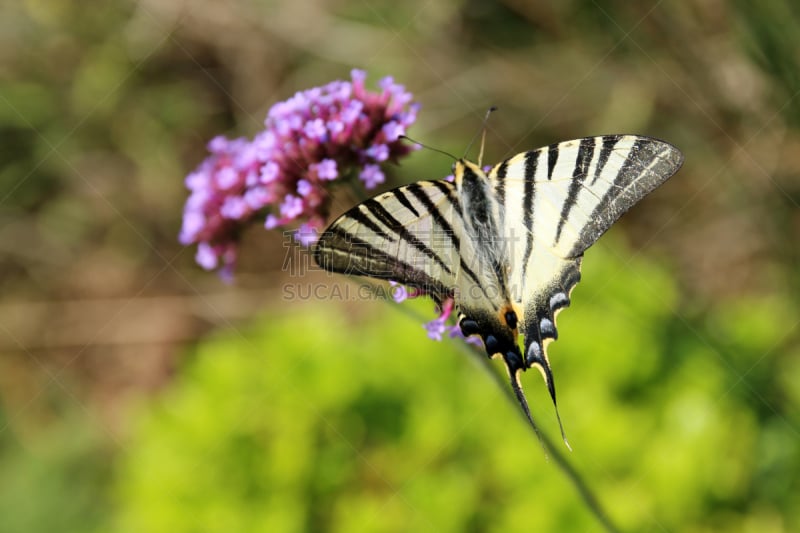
left=493, top=160, right=509, bottom=229
left=547, top=144, right=559, bottom=180
left=404, top=182, right=486, bottom=291
left=406, top=183, right=460, bottom=253
left=346, top=207, right=396, bottom=242
left=555, top=137, right=595, bottom=244
left=362, top=198, right=453, bottom=276
left=391, top=188, right=420, bottom=217
left=521, top=151, right=538, bottom=279
left=429, top=180, right=463, bottom=218
left=313, top=227, right=452, bottom=298
left=591, top=135, right=621, bottom=185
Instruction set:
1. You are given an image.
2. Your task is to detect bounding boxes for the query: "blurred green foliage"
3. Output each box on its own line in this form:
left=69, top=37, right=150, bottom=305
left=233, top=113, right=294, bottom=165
left=0, top=409, right=111, bottom=533
left=107, top=242, right=798, bottom=532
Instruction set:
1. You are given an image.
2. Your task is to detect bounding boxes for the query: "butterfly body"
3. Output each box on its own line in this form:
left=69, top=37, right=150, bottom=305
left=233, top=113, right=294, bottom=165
left=314, top=134, right=683, bottom=441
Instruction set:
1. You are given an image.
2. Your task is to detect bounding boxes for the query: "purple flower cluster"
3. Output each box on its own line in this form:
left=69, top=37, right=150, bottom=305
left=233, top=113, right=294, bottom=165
left=178, top=70, right=480, bottom=349
left=179, top=69, right=419, bottom=278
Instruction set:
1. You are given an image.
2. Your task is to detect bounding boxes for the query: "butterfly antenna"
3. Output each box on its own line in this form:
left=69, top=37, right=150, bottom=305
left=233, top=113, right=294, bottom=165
left=464, top=106, right=498, bottom=165
left=399, top=135, right=457, bottom=161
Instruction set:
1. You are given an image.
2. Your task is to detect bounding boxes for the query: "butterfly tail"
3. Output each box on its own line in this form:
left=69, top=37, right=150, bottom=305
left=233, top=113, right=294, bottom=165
left=507, top=365, right=545, bottom=449
left=524, top=339, right=572, bottom=451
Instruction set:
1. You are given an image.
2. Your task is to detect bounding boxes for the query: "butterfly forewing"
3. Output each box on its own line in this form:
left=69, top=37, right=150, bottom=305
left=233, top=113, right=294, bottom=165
left=491, top=135, right=682, bottom=260
left=314, top=181, right=462, bottom=303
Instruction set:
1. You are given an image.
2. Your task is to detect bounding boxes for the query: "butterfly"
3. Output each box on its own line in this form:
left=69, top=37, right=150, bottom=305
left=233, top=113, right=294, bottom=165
left=313, top=133, right=683, bottom=446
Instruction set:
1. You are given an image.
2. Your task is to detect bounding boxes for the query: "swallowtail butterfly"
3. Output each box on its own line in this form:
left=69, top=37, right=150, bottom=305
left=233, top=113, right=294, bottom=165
left=313, top=133, right=683, bottom=446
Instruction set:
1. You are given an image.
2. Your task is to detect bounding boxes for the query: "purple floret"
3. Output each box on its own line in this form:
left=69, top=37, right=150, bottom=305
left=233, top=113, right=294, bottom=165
left=424, top=317, right=448, bottom=341
left=360, top=164, right=385, bottom=189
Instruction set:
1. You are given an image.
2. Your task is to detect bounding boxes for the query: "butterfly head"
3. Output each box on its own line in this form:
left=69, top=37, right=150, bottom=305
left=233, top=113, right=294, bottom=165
left=451, top=158, right=487, bottom=186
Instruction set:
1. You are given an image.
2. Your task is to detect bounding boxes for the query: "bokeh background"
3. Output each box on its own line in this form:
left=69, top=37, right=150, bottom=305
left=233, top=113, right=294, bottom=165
left=1, top=1, right=799, bottom=532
